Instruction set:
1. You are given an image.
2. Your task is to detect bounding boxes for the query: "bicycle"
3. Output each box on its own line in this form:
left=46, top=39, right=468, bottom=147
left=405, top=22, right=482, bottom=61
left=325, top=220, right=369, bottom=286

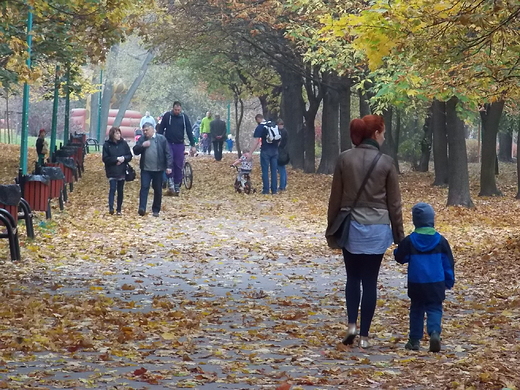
left=183, top=158, right=193, bottom=189
left=231, top=165, right=255, bottom=194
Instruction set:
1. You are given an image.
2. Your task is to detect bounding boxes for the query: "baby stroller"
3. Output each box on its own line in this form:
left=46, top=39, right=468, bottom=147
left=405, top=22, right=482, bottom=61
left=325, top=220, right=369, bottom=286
left=232, top=165, right=255, bottom=194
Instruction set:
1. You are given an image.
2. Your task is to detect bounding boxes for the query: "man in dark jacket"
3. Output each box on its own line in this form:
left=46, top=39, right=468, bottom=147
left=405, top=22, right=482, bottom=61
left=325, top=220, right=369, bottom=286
left=210, top=114, right=227, bottom=161
left=133, top=123, right=172, bottom=217
left=157, top=101, right=196, bottom=195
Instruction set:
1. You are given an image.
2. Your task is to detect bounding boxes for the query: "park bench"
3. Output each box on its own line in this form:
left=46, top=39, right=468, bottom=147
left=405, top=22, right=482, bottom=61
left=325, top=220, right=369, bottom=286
left=40, top=166, right=65, bottom=215
left=86, top=138, right=100, bottom=152
left=0, top=185, right=22, bottom=260
left=0, top=184, right=35, bottom=241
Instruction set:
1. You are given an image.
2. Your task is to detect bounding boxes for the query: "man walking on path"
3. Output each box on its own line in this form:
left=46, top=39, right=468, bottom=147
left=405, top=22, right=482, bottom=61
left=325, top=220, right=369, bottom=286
left=251, top=114, right=280, bottom=194
left=133, top=123, right=172, bottom=217
left=157, top=101, right=196, bottom=196
left=199, top=111, right=212, bottom=154
left=210, top=114, right=227, bottom=161
left=140, top=111, right=156, bottom=128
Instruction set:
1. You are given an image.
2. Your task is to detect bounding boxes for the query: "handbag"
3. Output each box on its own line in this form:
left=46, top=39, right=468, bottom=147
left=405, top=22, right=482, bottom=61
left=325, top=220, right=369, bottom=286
left=125, top=163, right=136, bottom=182
left=328, top=152, right=382, bottom=249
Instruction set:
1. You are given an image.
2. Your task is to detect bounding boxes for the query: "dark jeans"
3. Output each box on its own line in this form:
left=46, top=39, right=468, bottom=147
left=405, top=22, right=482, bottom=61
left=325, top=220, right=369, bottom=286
left=167, top=143, right=185, bottom=186
left=278, top=164, right=287, bottom=190
left=213, top=140, right=224, bottom=161
left=108, top=179, right=124, bottom=212
left=260, top=149, right=278, bottom=194
left=409, top=300, right=443, bottom=340
left=342, top=250, right=384, bottom=337
left=139, top=170, right=163, bottom=213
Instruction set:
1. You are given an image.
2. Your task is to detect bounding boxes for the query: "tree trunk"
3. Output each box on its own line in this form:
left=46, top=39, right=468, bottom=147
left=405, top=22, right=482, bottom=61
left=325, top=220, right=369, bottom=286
left=418, top=103, right=433, bottom=172
left=516, top=118, right=520, bottom=199
left=99, top=80, right=114, bottom=143
left=317, top=71, right=340, bottom=174
left=279, top=70, right=305, bottom=170
left=89, top=72, right=100, bottom=137
left=382, top=108, right=400, bottom=172
left=234, top=94, right=244, bottom=158
left=113, top=51, right=154, bottom=128
left=446, top=97, right=474, bottom=207
left=339, top=75, right=352, bottom=151
left=5, top=91, right=10, bottom=144
left=432, top=99, right=449, bottom=186
left=498, top=131, right=513, bottom=162
left=259, top=95, right=278, bottom=121
left=358, top=88, right=371, bottom=117
left=479, top=100, right=504, bottom=196
left=303, top=66, right=323, bottom=173
left=99, top=45, right=119, bottom=143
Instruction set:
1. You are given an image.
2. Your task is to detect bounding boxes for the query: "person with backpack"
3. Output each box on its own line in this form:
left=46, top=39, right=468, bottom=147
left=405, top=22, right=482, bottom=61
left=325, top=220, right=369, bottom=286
left=276, top=119, right=289, bottom=191
left=251, top=114, right=281, bottom=194
left=157, top=101, right=196, bottom=196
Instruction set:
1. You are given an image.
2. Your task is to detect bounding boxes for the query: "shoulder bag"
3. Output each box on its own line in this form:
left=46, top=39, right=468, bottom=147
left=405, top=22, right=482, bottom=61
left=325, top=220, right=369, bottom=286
left=330, top=152, right=382, bottom=249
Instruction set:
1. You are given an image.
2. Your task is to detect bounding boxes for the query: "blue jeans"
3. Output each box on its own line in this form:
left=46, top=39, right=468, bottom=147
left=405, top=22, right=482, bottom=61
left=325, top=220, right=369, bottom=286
left=278, top=164, right=287, bottom=190
left=139, top=170, right=164, bottom=213
left=409, top=300, right=443, bottom=340
left=260, top=149, right=278, bottom=194
left=108, top=179, right=125, bottom=212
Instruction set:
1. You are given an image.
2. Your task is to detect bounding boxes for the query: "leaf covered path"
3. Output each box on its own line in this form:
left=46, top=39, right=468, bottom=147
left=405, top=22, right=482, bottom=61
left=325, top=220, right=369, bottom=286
left=0, top=146, right=519, bottom=389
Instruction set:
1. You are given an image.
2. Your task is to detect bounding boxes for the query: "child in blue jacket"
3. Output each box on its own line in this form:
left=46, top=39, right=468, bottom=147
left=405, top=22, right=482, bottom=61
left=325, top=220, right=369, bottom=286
left=394, top=202, right=455, bottom=352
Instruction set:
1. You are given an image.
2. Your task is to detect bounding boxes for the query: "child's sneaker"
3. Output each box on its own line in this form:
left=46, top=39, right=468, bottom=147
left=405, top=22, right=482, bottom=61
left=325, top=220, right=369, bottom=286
left=405, top=339, right=421, bottom=351
left=429, top=332, right=441, bottom=352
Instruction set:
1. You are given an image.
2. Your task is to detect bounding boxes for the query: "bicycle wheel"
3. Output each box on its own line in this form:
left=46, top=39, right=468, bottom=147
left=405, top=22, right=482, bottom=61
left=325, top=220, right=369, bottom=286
left=244, top=181, right=252, bottom=194
left=183, top=161, right=193, bottom=189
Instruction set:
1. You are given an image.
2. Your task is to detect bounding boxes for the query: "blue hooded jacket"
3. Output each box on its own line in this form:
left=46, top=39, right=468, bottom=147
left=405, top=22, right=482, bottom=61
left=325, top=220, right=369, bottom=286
left=394, top=203, right=455, bottom=302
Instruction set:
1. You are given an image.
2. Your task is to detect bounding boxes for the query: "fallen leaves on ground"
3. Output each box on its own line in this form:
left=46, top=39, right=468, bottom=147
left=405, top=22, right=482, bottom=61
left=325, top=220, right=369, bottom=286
left=0, top=144, right=519, bottom=389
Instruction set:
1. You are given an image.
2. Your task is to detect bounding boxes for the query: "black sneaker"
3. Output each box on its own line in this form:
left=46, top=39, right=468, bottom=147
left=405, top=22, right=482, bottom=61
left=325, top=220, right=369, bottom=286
left=429, top=332, right=441, bottom=352
left=152, top=212, right=159, bottom=217
left=109, top=209, right=114, bottom=215
left=138, top=209, right=146, bottom=216
left=405, top=339, right=421, bottom=351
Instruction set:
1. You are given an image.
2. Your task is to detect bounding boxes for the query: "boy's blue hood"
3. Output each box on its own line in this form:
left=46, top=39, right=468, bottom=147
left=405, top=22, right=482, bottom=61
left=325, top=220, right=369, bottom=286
left=410, top=231, right=441, bottom=252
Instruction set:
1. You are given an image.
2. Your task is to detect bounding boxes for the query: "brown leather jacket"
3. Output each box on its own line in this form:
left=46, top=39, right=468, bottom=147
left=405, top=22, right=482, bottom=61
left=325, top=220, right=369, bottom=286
left=326, top=143, right=404, bottom=246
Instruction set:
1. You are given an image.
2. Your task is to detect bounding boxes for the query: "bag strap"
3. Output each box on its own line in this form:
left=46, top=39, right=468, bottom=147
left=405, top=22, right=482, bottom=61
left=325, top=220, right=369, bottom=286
left=352, top=151, right=382, bottom=208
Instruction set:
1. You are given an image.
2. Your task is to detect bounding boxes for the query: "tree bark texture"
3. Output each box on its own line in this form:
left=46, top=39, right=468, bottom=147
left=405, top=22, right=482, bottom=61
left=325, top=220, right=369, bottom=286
left=89, top=73, right=100, bottom=138
left=234, top=95, right=244, bottom=158
left=446, top=97, right=474, bottom=207
left=99, top=45, right=119, bottom=143
left=279, top=70, right=305, bottom=170
left=339, top=75, right=352, bottom=152
left=432, top=99, right=449, bottom=186
left=113, top=51, right=154, bottom=128
left=498, top=132, right=513, bottom=162
left=358, top=88, right=371, bottom=117
left=381, top=108, right=400, bottom=173
left=317, top=71, right=340, bottom=174
left=418, top=103, right=433, bottom=172
left=303, top=66, right=323, bottom=173
left=479, top=101, right=504, bottom=196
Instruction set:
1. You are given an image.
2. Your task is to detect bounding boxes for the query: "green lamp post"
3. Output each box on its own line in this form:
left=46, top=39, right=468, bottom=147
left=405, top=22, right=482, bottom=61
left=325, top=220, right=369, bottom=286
left=19, top=8, right=33, bottom=174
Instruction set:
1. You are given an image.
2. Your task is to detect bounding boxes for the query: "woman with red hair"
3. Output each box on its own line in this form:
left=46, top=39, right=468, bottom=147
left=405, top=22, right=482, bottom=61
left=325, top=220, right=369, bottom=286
left=326, top=115, right=404, bottom=348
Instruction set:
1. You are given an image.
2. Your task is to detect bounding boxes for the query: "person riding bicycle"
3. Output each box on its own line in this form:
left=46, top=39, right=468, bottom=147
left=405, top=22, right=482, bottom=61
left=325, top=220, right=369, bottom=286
left=231, top=148, right=253, bottom=183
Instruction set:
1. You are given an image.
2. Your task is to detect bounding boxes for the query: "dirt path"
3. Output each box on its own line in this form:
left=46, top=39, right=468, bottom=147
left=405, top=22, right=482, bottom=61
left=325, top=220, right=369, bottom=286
left=0, top=151, right=518, bottom=389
